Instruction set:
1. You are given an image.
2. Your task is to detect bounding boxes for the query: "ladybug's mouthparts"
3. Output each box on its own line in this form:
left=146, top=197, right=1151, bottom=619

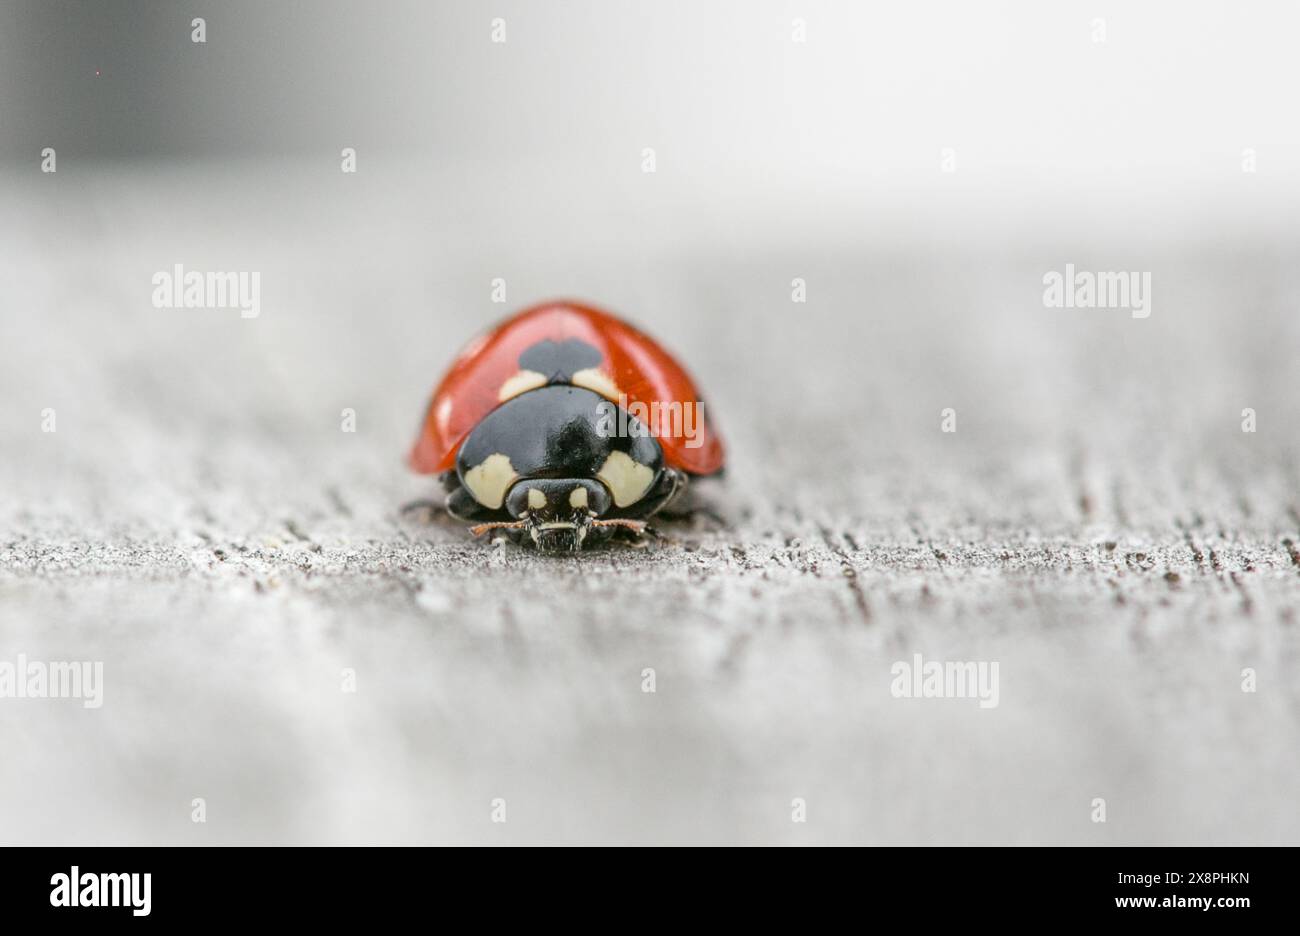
left=468, top=474, right=653, bottom=551
left=531, top=522, right=587, bottom=553
left=469, top=515, right=649, bottom=552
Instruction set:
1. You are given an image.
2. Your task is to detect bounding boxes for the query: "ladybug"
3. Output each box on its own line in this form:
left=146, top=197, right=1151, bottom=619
left=408, top=301, right=724, bottom=551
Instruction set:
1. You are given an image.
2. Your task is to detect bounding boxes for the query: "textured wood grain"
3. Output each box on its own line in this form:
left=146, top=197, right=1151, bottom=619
left=1, top=167, right=1297, bottom=845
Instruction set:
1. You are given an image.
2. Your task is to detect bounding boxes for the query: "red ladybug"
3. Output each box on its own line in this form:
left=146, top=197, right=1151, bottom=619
left=409, top=301, right=724, bottom=551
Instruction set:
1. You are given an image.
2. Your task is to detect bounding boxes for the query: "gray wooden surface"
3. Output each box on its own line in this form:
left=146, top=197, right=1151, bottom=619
left=2, top=165, right=1297, bottom=845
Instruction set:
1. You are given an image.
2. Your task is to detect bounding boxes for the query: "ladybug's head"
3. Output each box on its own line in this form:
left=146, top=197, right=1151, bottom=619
left=455, top=384, right=666, bottom=551
left=503, top=478, right=611, bottom=552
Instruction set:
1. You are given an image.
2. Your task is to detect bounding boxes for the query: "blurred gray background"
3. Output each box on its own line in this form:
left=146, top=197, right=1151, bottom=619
left=1, top=1, right=1297, bottom=844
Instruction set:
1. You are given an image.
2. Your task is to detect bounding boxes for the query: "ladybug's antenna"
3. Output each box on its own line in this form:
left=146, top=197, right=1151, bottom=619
left=590, top=519, right=649, bottom=534
left=468, top=520, right=530, bottom=536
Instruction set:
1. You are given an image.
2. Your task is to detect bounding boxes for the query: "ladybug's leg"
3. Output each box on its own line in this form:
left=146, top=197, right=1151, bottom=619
left=401, top=472, right=467, bottom=521
left=399, top=498, right=440, bottom=521
left=649, top=470, right=726, bottom=524
left=616, top=467, right=687, bottom=520
left=596, top=468, right=683, bottom=543
left=590, top=518, right=663, bottom=549
left=445, top=483, right=499, bottom=522
left=594, top=469, right=684, bottom=546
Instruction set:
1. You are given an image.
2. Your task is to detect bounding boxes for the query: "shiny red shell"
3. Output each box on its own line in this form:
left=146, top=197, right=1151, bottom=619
left=408, top=301, right=725, bottom=476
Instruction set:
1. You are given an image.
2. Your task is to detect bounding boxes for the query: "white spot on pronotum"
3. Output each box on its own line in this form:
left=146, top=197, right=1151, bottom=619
left=464, top=453, right=518, bottom=509
left=498, top=370, right=547, bottom=402
left=1241, top=667, right=1256, bottom=692
left=340, top=408, right=356, bottom=432
left=491, top=797, right=507, bottom=822
left=569, top=487, right=589, bottom=510
left=340, top=147, right=357, bottom=173
left=571, top=368, right=619, bottom=401
left=41, top=147, right=56, bottom=173
left=191, top=797, right=206, bottom=823
left=191, top=17, right=206, bottom=43
left=596, top=451, right=655, bottom=507
left=1241, top=408, right=1256, bottom=433
left=1091, top=797, right=1106, bottom=823
left=341, top=668, right=357, bottom=693
left=527, top=488, right=547, bottom=510
left=791, top=797, right=807, bottom=823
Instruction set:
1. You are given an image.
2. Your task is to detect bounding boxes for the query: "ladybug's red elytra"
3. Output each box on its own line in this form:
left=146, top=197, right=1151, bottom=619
left=409, top=301, right=724, bottom=551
